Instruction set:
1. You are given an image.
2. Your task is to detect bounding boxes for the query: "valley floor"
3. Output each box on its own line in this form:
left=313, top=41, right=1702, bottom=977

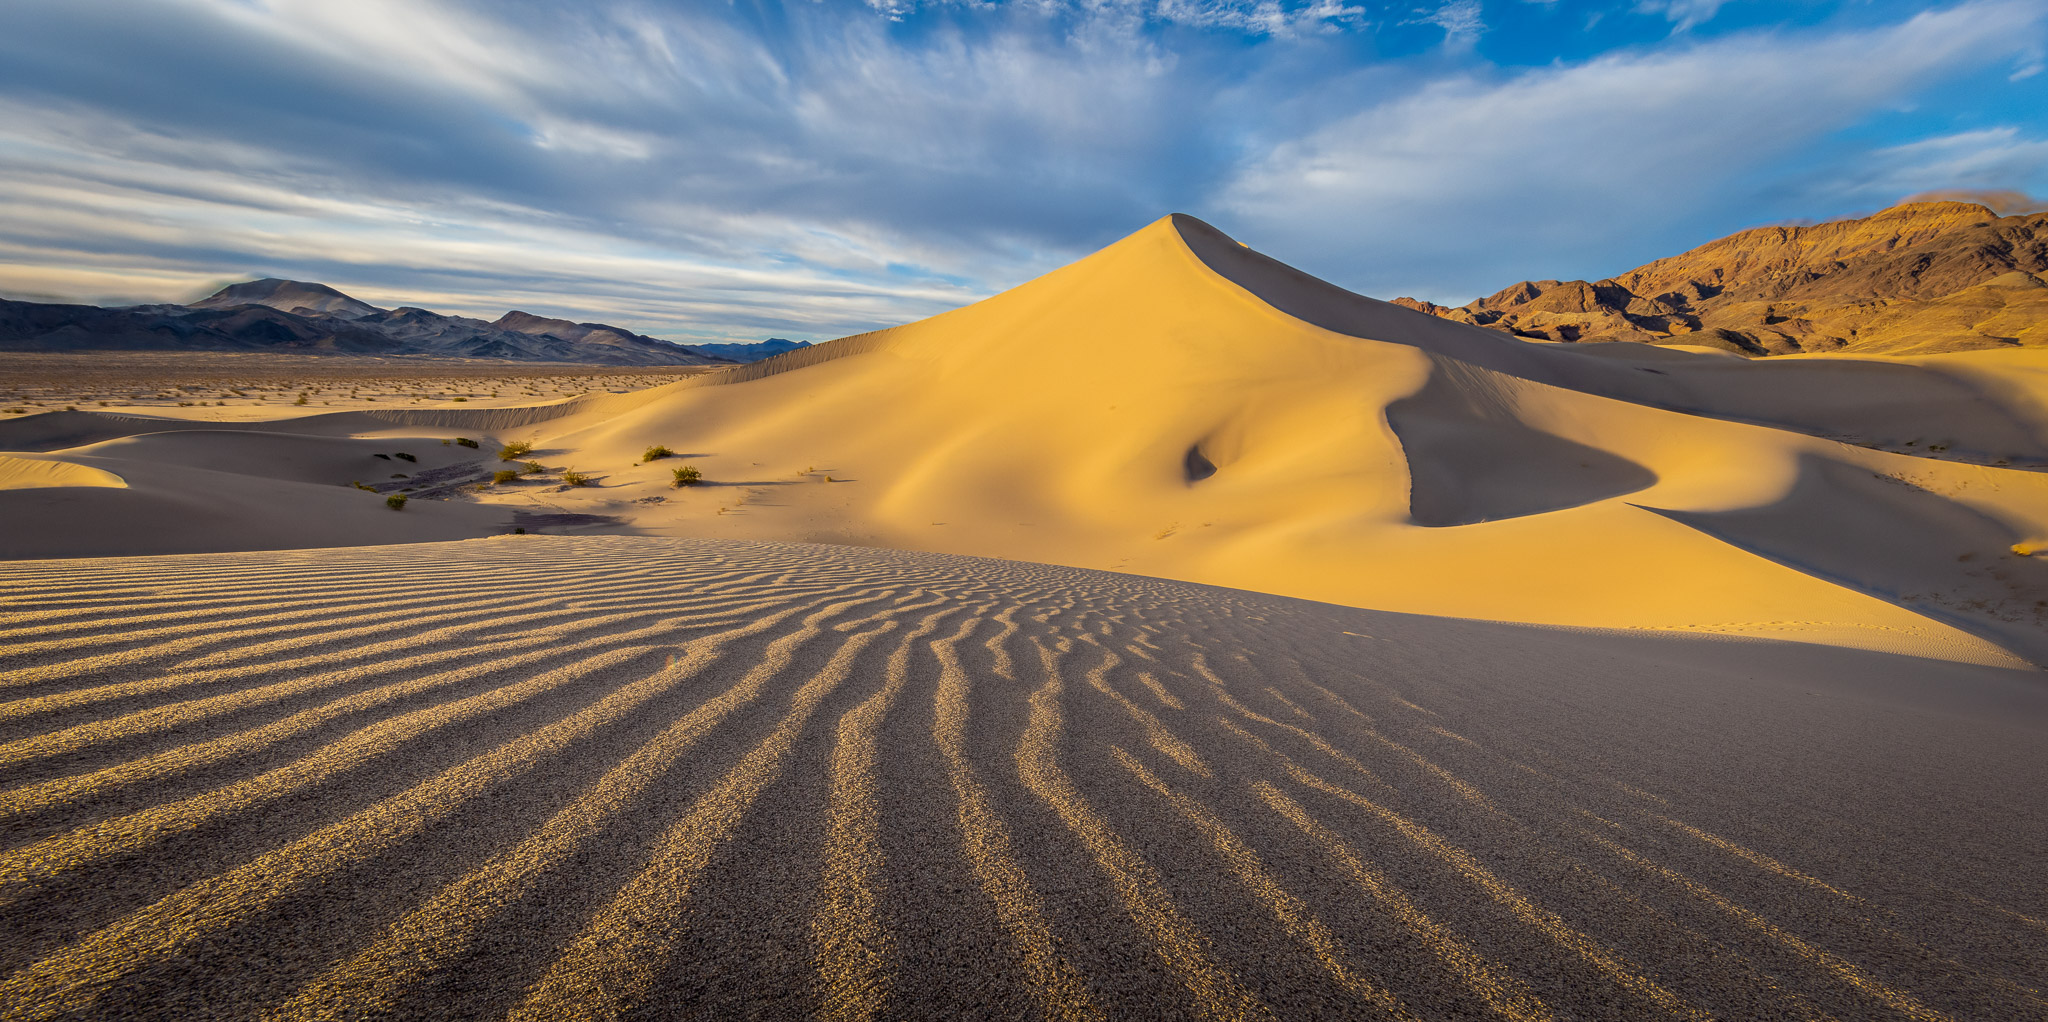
left=2, top=537, right=2043, bottom=1021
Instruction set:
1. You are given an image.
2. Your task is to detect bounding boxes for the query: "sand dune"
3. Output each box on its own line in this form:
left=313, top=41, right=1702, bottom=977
left=5, top=215, right=2047, bottom=666
left=0, top=537, right=2043, bottom=1020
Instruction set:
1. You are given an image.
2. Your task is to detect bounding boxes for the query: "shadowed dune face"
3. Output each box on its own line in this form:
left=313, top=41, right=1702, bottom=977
left=1387, top=357, right=1657, bottom=527
left=0, top=537, right=2042, bottom=1021
left=1651, top=454, right=2048, bottom=664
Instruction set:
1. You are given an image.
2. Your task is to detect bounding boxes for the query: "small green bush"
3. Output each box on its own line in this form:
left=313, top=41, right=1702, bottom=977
left=454, top=437, right=480, bottom=449
left=671, top=465, right=702, bottom=488
left=386, top=494, right=407, bottom=510
left=522, top=460, right=544, bottom=475
left=642, top=444, right=674, bottom=463
left=562, top=469, right=590, bottom=487
left=492, top=469, right=518, bottom=484
left=500, top=441, right=534, bottom=461
left=452, top=396, right=468, bottom=402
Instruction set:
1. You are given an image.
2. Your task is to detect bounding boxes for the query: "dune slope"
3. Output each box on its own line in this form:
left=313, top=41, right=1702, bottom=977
left=5, top=215, right=2047, bottom=665
left=0, top=537, right=2043, bottom=1021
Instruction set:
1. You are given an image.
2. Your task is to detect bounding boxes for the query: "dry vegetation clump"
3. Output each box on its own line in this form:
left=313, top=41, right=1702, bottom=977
left=499, top=441, right=534, bottom=461
left=385, top=494, right=407, bottom=510
left=642, top=444, right=674, bottom=463
left=454, top=437, right=480, bottom=449
left=671, top=465, right=702, bottom=488
left=492, top=470, right=518, bottom=484
left=522, top=460, right=545, bottom=475
left=562, top=469, right=591, bottom=487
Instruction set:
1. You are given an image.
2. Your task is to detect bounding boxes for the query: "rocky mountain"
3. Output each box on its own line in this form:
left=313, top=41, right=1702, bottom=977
left=0, top=281, right=735, bottom=366
left=1394, top=201, right=2048, bottom=356
left=187, top=278, right=382, bottom=320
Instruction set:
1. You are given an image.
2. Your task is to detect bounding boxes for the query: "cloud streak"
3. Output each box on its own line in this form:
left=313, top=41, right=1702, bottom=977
left=0, top=0, right=2041, bottom=334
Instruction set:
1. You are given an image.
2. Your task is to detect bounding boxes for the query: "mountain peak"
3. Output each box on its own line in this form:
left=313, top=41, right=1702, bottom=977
left=190, top=279, right=383, bottom=320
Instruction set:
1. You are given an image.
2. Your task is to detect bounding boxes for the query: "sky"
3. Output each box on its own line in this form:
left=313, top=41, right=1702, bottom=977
left=0, top=0, right=2043, bottom=345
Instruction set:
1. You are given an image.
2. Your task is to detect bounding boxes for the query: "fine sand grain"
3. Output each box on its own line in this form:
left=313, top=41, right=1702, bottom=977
left=1, top=536, right=2043, bottom=1020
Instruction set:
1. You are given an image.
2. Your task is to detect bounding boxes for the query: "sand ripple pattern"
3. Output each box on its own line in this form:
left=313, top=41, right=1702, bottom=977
left=0, top=537, right=2041, bottom=1020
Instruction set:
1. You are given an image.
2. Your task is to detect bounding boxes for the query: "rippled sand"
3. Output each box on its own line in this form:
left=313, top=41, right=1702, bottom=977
left=2, top=537, right=2042, bottom=1020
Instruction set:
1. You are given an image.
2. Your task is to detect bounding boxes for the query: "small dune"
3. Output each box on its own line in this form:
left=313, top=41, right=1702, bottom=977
left=0, top=455, right=122, bottom=491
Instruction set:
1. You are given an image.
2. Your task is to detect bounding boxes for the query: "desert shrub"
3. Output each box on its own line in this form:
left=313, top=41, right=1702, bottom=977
left=492, top=469, right=518, bottom=484
left=352, top=481, right=374, bottom=491
left=294, top=395, right=308, bottom=405
left=642, top=444, right=674, bottom=463
left=452, top=396, right=468, bottom=402
left=454, top=437, right=480, bottom=449
left=395, top=452, right=416, bottom=462
left=386, top=494, right=407, bottom=510
left=671, top=465, right=702, bottom=488
left=499, top=441, right=534, bottom=461
left=522, top=460, right=544, bottom=475
left=562, top=469, right=591, bottom=486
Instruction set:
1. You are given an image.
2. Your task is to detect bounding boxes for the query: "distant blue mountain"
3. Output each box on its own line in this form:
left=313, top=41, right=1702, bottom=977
left=0, top=279, right=737, bottom=366
left=688, top=337, right=812, bottom=362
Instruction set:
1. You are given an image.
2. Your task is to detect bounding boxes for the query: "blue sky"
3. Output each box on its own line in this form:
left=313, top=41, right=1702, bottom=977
left=0, top=0, right=2043, bottom=344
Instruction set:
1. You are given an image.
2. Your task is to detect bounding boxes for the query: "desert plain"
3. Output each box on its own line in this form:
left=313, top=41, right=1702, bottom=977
left=1, top=214, right=2045, bottom=1020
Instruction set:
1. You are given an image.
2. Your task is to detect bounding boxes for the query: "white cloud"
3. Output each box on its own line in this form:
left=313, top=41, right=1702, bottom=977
left=1405, top=1, right=1484, bottom=48
left=1828, top=127, right=2048, bottom=208
left=1217, top=1, right=2048, bottom=301
left=1635, top=0, right=1732, bottom=33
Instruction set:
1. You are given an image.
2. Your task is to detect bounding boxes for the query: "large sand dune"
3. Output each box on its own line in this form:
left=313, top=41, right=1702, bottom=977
left=2, top=537, right=2044, bottom=1020
left=6, top=215, right=2046, bottom=665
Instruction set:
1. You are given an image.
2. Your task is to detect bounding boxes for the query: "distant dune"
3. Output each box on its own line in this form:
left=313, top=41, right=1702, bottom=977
left=1394, top=201, right=2048, bottom=355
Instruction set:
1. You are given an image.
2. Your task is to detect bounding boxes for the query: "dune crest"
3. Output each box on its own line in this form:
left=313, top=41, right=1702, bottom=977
left=0, top=456, right=122, bottom=490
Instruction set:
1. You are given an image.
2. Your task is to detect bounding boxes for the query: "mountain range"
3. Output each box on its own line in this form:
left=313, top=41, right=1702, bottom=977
left=0, top=279, right=808, bottom=365
left=1393, top=201, right=2048, bottom=355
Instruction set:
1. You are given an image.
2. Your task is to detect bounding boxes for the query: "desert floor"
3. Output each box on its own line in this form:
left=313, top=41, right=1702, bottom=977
left=0, top=352, right=719, bottom=419
left=2, top=537, right=2044, bottom=1021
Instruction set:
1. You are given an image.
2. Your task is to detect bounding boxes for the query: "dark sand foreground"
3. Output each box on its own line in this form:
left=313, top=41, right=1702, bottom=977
left=1, top=537, right=2044, bottom=1020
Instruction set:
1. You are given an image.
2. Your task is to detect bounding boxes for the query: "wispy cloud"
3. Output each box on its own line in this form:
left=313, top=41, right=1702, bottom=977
left=1218, top=0, right=2048, bottom=300
left=0, top=0, right=2041, bottom=330
left=1635, top=0, right=1733, bottom=33
left=1408, top=1, right=1485, bottom=48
